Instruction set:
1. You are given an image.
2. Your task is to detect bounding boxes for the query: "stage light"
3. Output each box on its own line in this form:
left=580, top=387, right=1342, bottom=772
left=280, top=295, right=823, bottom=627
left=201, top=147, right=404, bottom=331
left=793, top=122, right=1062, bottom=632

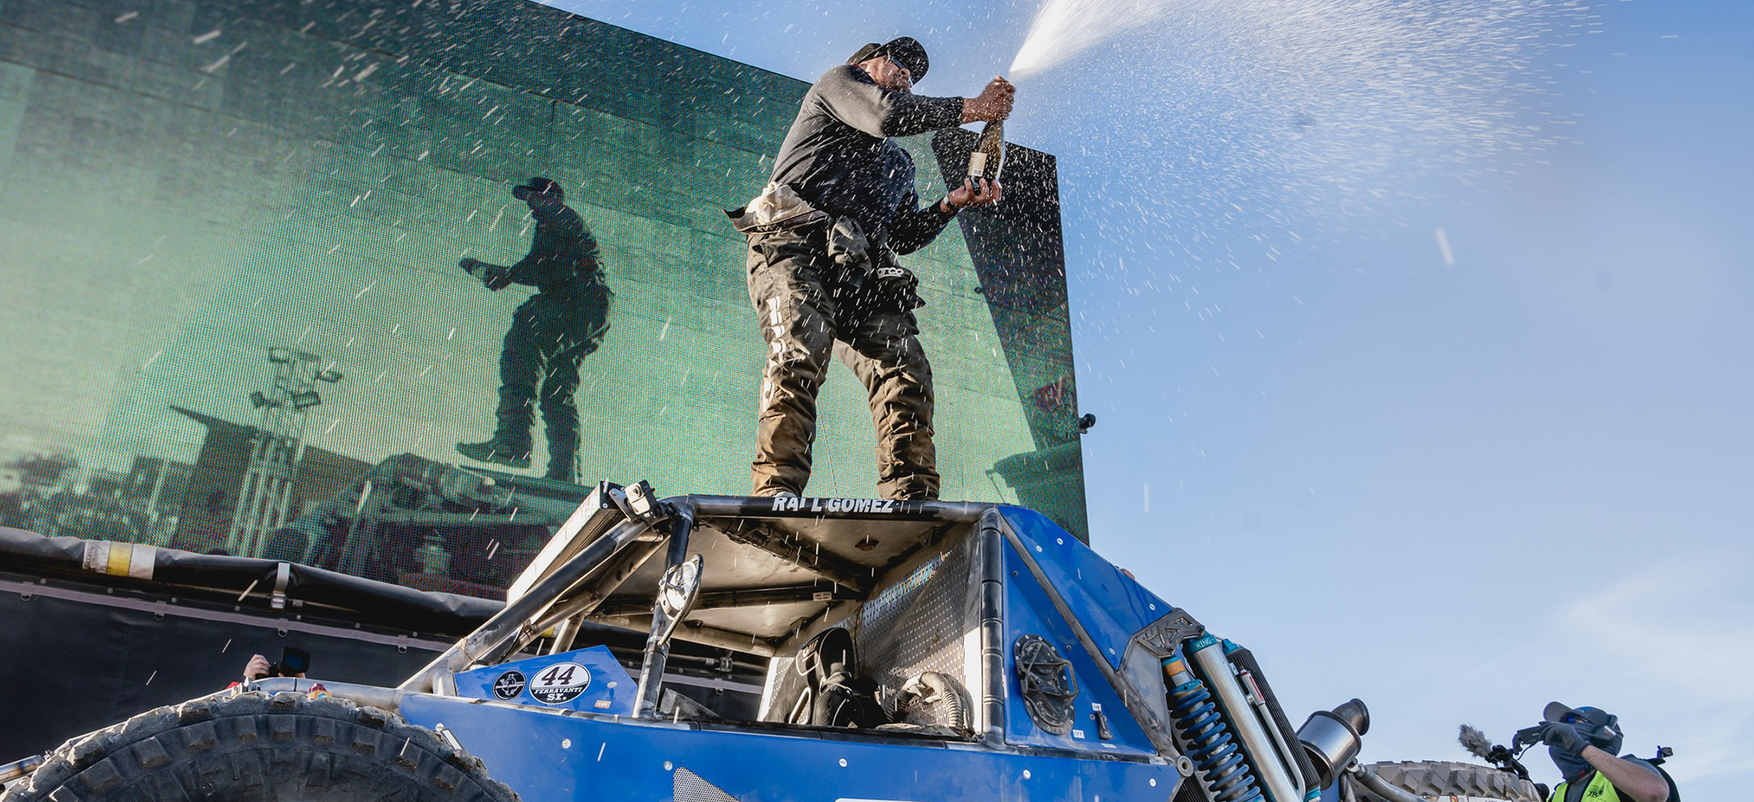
left=289, top=390, right=322, bottom=410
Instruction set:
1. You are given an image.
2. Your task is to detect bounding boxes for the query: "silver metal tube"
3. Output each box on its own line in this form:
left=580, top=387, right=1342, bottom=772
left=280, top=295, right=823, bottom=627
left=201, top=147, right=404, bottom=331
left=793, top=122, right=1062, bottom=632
left=634, top=508, right=694, bottom=716
left=1347, top=762, right=1426, bottom=802
left=596, top=614, right=778, bottom=657
left=505, top=486, right=624, bottom=604
left=1189, top=638, right=1302, bottom=802
left=0, top=754, right=44, bottom=785
left=681, top=494, right=990, bottom=522
left=521, top=536, right=665, bottom=638
left=251, top=676, right=410, bottom=711
left=396, top=519, right=647, bottom=693
left=546, top=618, right=578, bottom=655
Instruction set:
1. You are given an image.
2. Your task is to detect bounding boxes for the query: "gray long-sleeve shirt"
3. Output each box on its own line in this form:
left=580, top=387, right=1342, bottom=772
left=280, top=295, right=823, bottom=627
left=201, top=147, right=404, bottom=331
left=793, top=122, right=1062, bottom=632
left=769, top=65, right=964, bottom=254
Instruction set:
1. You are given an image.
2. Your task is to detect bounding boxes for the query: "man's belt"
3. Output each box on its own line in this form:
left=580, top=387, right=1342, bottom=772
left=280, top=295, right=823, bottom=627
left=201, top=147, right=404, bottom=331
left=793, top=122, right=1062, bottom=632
left=725, top=182, right=830, bottom=235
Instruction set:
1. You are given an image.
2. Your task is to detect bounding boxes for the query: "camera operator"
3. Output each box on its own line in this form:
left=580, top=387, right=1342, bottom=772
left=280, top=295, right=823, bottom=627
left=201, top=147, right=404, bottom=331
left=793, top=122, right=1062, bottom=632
left=1538, top=702, right=1677, bottom=802
left=239, top=653, right=302, bottom=683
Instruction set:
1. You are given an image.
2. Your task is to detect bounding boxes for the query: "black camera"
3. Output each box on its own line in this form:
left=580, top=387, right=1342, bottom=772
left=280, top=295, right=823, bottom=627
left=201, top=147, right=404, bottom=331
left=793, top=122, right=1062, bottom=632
left=269, top=647, right=310, bottom=677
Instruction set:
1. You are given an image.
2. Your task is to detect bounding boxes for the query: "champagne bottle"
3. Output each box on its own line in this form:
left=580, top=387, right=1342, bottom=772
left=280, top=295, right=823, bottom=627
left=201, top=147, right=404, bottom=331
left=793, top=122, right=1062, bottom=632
left=966, top=120, right=1005, bottom=186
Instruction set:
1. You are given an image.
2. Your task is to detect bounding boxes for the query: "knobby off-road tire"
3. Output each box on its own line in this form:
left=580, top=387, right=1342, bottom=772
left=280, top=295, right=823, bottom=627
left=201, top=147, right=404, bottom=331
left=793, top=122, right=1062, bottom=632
left=1353, top=760, right=1543, bottom=802
left=0, top=690, right=519, bottom=801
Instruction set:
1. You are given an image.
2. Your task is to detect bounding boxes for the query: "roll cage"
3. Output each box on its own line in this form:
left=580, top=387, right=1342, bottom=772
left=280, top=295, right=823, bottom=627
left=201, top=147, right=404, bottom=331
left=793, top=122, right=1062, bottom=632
left=397, top=481, right=1182, bottom=758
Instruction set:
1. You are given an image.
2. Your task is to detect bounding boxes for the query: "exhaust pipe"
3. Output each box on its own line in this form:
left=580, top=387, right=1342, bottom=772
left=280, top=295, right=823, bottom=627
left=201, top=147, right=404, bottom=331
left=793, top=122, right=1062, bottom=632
left=1347, top=761, right=1426, bottom=802
left=1296, top=699, right=1369, bottom=788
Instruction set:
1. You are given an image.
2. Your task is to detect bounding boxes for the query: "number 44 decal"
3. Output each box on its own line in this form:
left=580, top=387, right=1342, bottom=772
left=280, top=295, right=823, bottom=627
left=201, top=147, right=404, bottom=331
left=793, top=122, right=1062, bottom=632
left=538, top=665, right=576, bottom=685
left=528, top=661, right=590, bottom=704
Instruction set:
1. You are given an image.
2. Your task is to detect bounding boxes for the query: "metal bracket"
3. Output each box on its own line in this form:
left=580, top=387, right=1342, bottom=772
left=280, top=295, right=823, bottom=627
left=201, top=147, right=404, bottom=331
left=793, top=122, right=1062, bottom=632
left=1093, top=702, right=1114, bottom=740
left=270, top=562, right=291, bottom=610
left=432, top=722, right=464, bottom=751
left=612, top=480, right=671, bottom=528
left=1129, top=607, right=1205, bottom=658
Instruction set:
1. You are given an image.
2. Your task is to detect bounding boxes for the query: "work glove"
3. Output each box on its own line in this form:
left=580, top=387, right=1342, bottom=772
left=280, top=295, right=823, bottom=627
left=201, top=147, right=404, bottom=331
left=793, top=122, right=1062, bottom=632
left=1542, top=722, right=1590, bottom=755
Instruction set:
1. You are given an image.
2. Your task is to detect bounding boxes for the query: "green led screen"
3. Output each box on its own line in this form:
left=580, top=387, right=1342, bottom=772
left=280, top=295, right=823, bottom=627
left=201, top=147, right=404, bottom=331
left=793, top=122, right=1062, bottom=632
left=0, top=0, right=1086, bottom=597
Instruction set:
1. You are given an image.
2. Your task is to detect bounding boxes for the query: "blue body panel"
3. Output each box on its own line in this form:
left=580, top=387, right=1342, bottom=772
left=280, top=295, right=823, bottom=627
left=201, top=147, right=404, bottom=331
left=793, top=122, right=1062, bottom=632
left=400, top=693, right=1183, bottom=801
left=453, top=646, right=637, bottom=715
left=391, top=507, right=1215, bottom=799
left=1003, top=538, right=1157, bottom=757
left=1001, top=507, right=1176, bottom=669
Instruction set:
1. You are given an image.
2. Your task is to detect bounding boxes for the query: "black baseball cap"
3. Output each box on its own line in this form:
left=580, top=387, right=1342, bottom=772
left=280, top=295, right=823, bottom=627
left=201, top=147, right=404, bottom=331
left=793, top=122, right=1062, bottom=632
left=512, top=177, right=563, bottom=201
left=848, top=37, right=929, bottom=82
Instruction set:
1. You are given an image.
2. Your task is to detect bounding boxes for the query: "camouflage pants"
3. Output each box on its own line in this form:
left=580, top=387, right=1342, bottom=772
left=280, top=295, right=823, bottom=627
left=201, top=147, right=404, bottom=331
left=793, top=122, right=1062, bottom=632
left=746, top=225, right=938, bottom=500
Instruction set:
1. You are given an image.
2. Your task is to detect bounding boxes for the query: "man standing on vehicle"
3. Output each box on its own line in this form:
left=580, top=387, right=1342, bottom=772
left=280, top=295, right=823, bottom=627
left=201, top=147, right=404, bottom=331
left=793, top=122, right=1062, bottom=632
left=456, top=177, right=613, bottom=484
left=1539, top=702, right=1678, bottom=802
left=729, top=36, right=1013, bottom=499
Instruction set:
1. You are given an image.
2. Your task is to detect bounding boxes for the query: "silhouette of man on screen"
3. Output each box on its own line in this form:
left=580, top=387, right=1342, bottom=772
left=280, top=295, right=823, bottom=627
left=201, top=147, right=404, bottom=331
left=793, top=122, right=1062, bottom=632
left=456, top=177, right=612, bottom=483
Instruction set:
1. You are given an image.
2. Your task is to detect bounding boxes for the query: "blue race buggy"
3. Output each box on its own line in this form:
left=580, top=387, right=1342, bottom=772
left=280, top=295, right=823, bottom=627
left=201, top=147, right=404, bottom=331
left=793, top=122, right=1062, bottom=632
left=2, top=482, right=1394, bottom=801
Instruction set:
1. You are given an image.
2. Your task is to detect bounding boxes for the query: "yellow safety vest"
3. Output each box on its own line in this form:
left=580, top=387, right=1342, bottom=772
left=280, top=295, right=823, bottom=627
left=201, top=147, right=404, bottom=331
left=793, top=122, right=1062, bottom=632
left=1550, top=771, right=1619, bottom=802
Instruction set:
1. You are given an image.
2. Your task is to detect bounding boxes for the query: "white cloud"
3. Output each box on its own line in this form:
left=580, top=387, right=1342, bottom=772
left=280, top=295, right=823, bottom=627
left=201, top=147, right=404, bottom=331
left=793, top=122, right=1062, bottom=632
left=1548, top=549, right=1754, bottom=784
left=1556, top=551, right=1754, bottom=696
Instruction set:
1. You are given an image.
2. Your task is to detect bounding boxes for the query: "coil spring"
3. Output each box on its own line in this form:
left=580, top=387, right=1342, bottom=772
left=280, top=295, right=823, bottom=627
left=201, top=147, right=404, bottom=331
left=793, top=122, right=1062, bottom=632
left=1169, top=678, right=1264, bottom=802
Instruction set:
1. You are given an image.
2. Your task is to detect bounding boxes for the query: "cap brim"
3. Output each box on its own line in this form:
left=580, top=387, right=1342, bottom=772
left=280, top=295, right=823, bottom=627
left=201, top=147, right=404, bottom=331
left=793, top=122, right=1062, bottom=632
left=848, top=42, right=883, bottom=64
left=512, top=186, right=533, bottom=200
left=1543, top=701, right=1576, bottom=724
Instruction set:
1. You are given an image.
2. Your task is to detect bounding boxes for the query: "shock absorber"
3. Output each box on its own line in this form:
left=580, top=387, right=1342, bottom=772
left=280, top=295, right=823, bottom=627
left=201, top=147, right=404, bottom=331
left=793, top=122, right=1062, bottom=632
left=1164, top=651, right=1265, bottom=802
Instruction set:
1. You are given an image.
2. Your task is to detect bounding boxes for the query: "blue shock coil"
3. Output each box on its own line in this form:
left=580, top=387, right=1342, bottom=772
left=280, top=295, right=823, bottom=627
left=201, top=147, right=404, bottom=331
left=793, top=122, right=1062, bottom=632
left=1168, top=671, right=1265, bottom=802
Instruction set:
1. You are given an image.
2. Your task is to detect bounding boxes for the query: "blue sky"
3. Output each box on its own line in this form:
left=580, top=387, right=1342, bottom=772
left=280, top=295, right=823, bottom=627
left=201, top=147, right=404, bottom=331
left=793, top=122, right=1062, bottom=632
left=554, top=1, right=1751, bottom=796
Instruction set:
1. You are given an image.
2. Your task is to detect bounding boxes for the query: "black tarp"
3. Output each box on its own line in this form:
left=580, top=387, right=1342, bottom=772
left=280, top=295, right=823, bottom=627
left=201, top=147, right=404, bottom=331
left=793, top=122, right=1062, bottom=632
left=0, top=574, right=446, bottom=760
left=0, top=527, right=502, bottom=635
left=0, top=528, right=766, bottom=761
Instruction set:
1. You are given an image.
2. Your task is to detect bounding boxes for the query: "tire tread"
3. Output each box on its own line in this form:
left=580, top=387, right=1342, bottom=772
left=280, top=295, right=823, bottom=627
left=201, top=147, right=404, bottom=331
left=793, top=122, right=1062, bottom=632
left=1357, top=760, right=1543, bottom=802
left=0, top=691, right=518, bottom=801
